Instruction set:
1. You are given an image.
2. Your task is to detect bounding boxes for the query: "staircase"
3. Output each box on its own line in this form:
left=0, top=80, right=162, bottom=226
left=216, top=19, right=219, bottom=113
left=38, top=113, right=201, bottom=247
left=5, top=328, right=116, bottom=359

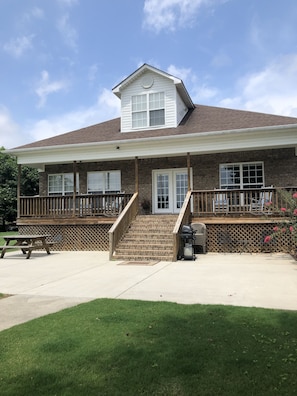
left=113, top=215, right=178, bottom=262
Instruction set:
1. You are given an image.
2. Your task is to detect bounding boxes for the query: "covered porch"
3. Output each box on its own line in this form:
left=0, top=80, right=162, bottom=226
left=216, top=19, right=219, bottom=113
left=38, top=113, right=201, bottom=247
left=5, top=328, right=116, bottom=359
left=16, top=187, right=296, bottom=259
left=18, top=186, right=291, bottom=219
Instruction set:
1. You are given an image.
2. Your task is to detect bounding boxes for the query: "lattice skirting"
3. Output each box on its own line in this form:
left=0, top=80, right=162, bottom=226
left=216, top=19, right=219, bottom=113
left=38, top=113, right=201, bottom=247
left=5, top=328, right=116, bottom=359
left=18, top=224, right=112, bottom=251
left=18, top=223, right=294, bottom=254
left=206, top=223, right=295, bottom=253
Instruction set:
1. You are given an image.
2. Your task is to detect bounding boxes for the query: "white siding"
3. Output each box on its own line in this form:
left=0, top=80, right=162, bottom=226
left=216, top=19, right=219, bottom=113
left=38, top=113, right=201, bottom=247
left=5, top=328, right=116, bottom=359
left=176, top=91, right=189, bottom=125
left=120, top=70, right=187, bottom=133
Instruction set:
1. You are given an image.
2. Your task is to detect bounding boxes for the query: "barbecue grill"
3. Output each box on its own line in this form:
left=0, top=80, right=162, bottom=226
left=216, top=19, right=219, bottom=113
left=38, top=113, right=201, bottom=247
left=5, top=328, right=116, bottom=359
left=180, top=225, right=196, bottom=260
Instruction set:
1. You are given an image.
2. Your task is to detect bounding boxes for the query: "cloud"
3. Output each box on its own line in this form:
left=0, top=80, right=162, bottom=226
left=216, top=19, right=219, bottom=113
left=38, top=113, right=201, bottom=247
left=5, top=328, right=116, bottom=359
left=167, top=64, right=191, bottom=81
left=143, top=0, right=223, bottom=33
left=24, top=7, right=44, bottom=20
left=211, top=50, right=232, bottom=68
left=28, top=88, right=120, bottom=143
left=57, top=13, right=78, bottom=50
left=57, top=0, right=79, bottom=6
left=219, top=54, right=297, bottom=117
left=167, top=64, right=218, bottom=103
left=3, top=35, right=34, bottom=58
left=35, top=70, right=69, bottom=108
left=0, top=106, right=22, bottom=149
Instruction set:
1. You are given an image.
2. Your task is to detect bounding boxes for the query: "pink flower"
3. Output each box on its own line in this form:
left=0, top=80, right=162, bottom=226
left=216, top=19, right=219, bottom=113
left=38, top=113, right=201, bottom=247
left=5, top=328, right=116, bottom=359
left=292, top=192, right=297, bottom=199
left=281, top=228, right=286, bottom=233
left=289, top=226, right=294, bottom=233
left=294, top=209, right=297, bottom=216
left=264, top=235, right=271, bottom=243
left=265, top=201, right=272, bottom=206
left=280, top=207, right=287, bottom=212
left=273, top=226, right=279, bottom=232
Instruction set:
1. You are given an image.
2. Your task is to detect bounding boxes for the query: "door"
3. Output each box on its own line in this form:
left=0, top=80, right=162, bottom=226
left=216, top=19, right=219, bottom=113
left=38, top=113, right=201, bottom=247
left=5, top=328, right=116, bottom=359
left=153, top=168, right=191, bottom=214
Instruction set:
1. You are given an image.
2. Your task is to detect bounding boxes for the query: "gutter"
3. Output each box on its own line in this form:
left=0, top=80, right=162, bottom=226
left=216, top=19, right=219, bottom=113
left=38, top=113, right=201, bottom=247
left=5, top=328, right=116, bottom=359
left=6, top=123, right=297, bottom=155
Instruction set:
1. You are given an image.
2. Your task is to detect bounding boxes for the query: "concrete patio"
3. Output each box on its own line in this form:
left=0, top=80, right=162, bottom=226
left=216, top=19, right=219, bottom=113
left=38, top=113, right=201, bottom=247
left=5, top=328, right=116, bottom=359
left=0, top=251, right=296, bottom=331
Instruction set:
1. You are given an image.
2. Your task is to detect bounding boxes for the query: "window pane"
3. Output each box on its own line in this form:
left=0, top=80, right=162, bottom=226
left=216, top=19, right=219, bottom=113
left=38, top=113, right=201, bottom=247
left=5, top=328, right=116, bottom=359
left=220, top=165, right=240, bottom=188
left=132, top=111, right=147, bottom=128
left=106, top=171, right=121, bottom=193
left=149, top=92, right=164, bottom=110
left=150, top=109, right=165, bottom=126
left=88, top=172, right=104, bottom=193
left=64, top=174, right=74, bottom=193
left=132, top=95, right=147, bottom=112
left=175, top=173, right=188, bottom=209
left=242, top=163, right=263, bottom=187
left=48, top=175, right=63, bottom=194
left=157, top=174, right=169, bottom=209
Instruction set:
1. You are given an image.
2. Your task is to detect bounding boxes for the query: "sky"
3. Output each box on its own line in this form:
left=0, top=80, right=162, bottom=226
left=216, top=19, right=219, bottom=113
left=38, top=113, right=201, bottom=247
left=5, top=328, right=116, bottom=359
left=1, top=0, right=297, bottom=149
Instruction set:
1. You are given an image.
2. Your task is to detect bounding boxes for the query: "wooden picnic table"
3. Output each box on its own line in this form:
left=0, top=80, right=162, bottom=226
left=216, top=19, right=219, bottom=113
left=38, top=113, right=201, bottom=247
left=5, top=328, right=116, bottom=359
left=0, top=235, right=51, bottom=259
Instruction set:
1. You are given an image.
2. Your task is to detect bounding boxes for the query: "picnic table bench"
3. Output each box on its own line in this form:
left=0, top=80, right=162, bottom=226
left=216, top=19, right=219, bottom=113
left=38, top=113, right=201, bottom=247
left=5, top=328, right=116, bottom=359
left=0, top=235, right=51, bottom=259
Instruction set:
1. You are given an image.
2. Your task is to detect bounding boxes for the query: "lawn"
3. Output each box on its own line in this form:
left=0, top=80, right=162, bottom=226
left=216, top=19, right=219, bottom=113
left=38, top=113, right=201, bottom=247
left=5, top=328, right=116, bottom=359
left=0, top=299, right=296, bottom=395
left=0, top=231, right=18, bottom=246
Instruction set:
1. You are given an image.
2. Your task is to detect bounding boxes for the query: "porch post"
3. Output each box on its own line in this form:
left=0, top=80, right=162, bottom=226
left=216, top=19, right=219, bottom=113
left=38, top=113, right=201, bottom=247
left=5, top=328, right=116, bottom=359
left=187, top=152, right=191, bottom=191
left=17, top=164, right=21, bottom=219
left=135, top=156, right=139, bottom=193
left=72, top=161, right=77, bottom=216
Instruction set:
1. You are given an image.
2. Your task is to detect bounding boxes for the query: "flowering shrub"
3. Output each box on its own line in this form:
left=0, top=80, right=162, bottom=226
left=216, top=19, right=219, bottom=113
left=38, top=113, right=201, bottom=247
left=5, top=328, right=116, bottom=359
left=264, top=190, right=297, bottom=250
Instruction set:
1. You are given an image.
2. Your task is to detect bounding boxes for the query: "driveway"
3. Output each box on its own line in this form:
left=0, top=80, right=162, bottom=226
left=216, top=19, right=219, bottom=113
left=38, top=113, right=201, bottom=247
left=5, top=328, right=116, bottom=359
left=0, top=251, right=296, bottom=331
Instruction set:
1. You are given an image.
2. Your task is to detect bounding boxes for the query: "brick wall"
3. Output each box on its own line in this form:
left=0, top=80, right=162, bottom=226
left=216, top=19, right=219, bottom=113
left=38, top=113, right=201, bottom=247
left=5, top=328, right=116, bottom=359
left=39, top=148, right=297, bottom=204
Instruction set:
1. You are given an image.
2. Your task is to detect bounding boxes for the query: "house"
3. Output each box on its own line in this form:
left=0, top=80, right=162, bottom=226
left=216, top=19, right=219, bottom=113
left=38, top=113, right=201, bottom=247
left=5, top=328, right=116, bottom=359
left=7, top=64, right=297, bottom=260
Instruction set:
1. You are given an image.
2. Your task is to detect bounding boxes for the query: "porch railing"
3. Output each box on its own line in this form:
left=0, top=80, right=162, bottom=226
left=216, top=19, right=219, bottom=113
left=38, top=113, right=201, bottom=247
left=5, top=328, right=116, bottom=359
left=19, top=193, right=133, bottom=218
left=173, top=190, right=192, bottom=261
left=109, top=192, right=139, bottom=260
left=191, top=187, right=296, bottom=216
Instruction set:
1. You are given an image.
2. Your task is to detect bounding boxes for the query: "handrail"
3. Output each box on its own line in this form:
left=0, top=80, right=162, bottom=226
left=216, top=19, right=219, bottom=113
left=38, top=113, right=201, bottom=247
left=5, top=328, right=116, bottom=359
left=109, top=193, right=139, bottom=260
left=172, top=190, right=192, bottom=261
left=19, top=193, right=133, bottom=218
left=191, top=187, right=278, bottom=216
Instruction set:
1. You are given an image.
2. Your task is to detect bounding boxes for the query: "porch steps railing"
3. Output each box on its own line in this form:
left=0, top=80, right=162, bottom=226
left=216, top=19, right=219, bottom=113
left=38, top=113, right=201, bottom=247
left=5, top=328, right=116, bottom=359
left=113, top=215, right=178, bottom=262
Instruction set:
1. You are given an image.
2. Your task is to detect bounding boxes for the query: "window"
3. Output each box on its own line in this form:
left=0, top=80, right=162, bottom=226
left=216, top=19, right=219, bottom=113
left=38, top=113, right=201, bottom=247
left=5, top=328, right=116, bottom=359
left=48, top=173, right=79, bottom=195
left=132, top=92, right=165, bottom=128
left=87, top=171, right=121, bottom=194
left=220, top=162, right=264, bottom=189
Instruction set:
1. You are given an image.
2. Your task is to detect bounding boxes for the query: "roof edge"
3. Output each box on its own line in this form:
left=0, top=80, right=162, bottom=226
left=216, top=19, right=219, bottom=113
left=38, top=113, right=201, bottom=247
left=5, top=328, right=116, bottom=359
left=7, top=122, right=297, bottom=155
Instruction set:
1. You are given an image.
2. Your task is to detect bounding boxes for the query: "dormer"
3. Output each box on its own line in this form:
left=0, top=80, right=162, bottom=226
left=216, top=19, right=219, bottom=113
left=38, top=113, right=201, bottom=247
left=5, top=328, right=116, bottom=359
left=112, top=64, right=195, bottom=133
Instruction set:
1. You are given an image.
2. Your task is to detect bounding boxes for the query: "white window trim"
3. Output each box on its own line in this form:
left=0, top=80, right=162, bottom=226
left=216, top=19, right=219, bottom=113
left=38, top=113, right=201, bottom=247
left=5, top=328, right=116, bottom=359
left=87, top=170, right=121, bottom=194
left=132, top=92, right=165, bottom=129
left=48, top=173, right=79, bottom=196
left=219, top=161, right=265, bottom=189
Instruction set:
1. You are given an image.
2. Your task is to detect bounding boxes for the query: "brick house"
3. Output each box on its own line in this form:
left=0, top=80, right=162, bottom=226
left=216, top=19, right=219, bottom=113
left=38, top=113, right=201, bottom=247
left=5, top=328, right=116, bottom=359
left=7, top=64, right=297, bottom=260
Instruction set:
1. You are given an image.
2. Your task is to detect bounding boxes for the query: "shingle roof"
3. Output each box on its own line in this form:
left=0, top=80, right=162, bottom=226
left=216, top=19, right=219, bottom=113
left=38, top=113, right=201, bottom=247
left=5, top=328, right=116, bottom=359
left=15, top=104, right=297, bottom=149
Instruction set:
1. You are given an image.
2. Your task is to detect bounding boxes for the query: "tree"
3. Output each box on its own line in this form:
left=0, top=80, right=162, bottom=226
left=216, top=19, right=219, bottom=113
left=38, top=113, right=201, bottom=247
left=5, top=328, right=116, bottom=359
left=0, top=148, right=39, bottom=230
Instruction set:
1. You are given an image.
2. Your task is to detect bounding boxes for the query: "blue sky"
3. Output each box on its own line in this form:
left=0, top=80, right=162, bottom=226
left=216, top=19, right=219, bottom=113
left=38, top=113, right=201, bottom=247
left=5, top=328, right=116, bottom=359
left=1, top=0, right=297, bottom=149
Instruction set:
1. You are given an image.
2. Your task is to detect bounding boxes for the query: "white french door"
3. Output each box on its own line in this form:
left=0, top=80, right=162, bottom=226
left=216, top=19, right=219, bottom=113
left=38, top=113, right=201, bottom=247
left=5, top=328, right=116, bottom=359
left=153, top=168, right=191, bottom=214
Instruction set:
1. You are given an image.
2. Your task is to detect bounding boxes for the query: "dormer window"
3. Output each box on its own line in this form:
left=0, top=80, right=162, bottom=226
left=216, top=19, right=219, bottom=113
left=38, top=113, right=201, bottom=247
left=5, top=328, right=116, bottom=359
left=132, top=92, right=165, bottom=129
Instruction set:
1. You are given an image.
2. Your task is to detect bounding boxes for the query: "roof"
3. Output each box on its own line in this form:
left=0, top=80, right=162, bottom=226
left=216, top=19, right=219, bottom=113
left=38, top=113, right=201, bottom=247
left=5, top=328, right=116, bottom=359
left=14, top=104, right=297, bottom=150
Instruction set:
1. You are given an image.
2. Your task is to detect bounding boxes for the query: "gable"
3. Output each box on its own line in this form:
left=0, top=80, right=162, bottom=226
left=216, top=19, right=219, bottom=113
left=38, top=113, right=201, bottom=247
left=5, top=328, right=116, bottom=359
left=113, top=64, right=194, bottom=133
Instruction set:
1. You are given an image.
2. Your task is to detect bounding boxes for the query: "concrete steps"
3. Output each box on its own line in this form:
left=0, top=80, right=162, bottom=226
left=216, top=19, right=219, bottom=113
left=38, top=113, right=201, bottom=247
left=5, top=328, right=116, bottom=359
left=114, top=215, right=178, bottom=262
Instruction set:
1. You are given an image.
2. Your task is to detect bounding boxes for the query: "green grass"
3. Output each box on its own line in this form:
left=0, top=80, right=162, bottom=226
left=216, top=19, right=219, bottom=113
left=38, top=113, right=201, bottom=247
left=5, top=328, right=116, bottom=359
left=0, top=299, right=296, bottom=396
left=0, top=231, right=18, bottom=246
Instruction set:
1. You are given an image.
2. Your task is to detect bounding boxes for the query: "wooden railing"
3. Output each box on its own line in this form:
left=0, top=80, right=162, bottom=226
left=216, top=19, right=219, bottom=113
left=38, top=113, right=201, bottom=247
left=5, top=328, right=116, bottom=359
left=109, top=193, right=139, bottom=260
left=191, top=187, right=297, bottom=216
left=172, top=190, right=192, bottom=261
left=19, top=193, right=133, bottom=218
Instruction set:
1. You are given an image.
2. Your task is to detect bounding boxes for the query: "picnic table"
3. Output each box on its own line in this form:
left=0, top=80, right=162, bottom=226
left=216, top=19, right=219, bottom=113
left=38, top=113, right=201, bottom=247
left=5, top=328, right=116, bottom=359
left=0, top=235, right=51, bottom=259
